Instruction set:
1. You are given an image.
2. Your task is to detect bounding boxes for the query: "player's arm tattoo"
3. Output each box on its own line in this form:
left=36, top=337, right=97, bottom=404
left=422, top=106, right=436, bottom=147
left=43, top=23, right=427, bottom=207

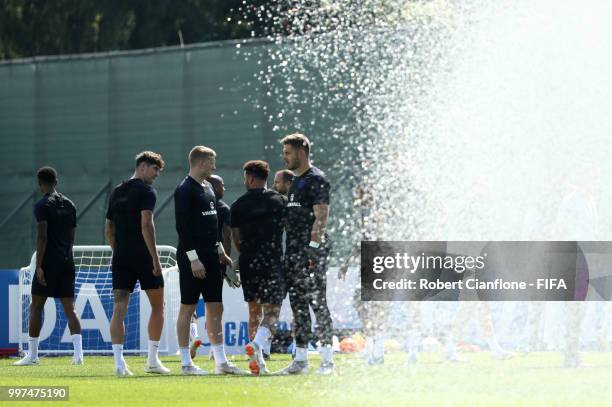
left=35, top=221, right=48, bottom=269
left=140, top=210, right=159, bottom=262
left=311, top=204, right=329, bottom=243
left=104, top=219, right=116, bottom=250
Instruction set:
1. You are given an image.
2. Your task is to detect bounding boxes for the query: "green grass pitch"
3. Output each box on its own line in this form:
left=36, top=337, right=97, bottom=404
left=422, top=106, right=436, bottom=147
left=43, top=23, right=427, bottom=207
left=1, top=352, right=612, bottom=406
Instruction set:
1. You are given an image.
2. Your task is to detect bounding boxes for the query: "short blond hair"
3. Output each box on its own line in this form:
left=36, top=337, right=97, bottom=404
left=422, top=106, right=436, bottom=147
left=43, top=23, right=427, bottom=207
left=189, top=146, right=216, bottom=167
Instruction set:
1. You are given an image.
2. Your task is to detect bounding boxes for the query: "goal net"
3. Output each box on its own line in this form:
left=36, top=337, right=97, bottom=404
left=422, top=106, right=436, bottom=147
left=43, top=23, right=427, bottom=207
left=19, top=245, right=179, bottom=355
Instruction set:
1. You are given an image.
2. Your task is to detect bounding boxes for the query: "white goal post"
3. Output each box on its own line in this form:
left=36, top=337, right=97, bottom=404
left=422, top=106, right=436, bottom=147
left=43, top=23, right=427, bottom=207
left=18, top=245, right=180, bottom=355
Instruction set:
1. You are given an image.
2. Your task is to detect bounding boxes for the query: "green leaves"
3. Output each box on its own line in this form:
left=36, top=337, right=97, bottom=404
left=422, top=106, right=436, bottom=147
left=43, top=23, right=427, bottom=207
left=0, top=0, right=275, bottom=60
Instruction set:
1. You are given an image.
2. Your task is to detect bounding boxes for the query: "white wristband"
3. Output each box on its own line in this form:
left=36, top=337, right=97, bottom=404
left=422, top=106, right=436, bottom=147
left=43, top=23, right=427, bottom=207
left=186, top=250, right=198, bottom=262
left=309, top=241, right=320, bottom=249
left=217, top=243, right=225, bottom=255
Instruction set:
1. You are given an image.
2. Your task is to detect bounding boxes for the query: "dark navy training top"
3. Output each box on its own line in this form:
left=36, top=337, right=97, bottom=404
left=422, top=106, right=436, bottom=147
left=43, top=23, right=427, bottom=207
left=35, top=192, right=77, bottom=262
left=174, top=176, right=218, bottom=253
left=106, top=178, right=157, bottom=256
left=285, top=166, right=330, bottom=250
left=230, top=188, right=287, bottom=258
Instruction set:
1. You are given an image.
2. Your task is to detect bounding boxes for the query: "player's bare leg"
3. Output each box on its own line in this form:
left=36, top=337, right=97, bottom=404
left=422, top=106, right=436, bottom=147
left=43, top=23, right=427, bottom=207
left=29, top=295, right=46, bottom=339
left=177, top=303, right=207, bottom=375
left=110, top=289, right=133, bottom=377
left=14, top=295, right=46, bottom=366
left=263, top=305, right=280, bottom=362
left=247, top=303, right=280, bottom=375
left=206, top=302, right=248, bottom=375
left=189, top=312, right=202, bottom=359
left=205, top=302, right=223, bottom=343
left=247, top=302, right=264, bottom=341
left=144, top=288, right=170, bottom=374
left=59, top=297, right=83, bottom=365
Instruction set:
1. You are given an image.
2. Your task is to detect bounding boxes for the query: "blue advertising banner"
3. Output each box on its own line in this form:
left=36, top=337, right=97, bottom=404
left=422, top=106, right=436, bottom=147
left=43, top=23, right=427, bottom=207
left=0, top=269, right=19, bottom=352
left=2, top=268, right=140, bottom=353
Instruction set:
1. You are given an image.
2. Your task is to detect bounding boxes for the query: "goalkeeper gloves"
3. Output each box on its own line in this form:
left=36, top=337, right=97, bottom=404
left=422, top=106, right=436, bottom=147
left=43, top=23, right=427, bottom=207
left=224, top=264, right=241, bottom=288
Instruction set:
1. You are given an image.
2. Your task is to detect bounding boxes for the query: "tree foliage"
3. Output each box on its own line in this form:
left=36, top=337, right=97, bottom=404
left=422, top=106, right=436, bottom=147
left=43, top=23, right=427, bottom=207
left=0, top=0, right=273, bottom=60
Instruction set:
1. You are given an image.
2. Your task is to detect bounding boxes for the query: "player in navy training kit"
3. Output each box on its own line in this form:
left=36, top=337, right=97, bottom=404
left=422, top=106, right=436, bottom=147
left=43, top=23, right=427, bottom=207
left=174, top=145, right=247, bottom=376
left=276, top=133, right=335, bottom=375
left=15, top=167, right=83, bottom=366
left=105, top=151, right=169, bottom=377
left=231, top=160, right=287, bottom=375
left=188, top=174, right=233, bottom=359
